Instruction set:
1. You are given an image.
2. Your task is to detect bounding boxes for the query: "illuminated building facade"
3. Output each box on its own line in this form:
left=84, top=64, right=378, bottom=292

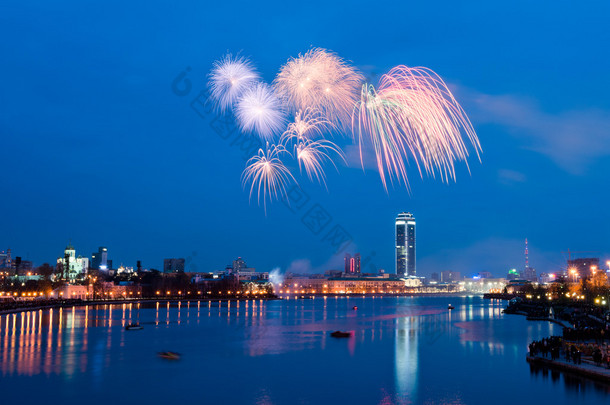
left=57, top=244, right=89, bottom=281
left=396, top=212, right=416, bottom=277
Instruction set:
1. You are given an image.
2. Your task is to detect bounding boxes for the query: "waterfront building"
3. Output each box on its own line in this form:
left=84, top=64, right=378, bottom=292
left=91, top=247, right=112, bottom=271
left=163, top=258, right=185, bottom=273
left=395, top=212, right=416, bottom=277
left=56, top=244, right=89, bottom=281
left=464, top=278, right=507, bottom=293
left=282, top=274, right=409, bottom=295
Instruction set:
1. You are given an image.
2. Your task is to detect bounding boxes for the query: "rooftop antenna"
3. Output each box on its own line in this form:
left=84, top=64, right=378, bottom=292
left=525, top=238, right=529, bottom=270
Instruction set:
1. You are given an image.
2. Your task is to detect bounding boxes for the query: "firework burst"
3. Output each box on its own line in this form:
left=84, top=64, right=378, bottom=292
left=274, top=48, right=363, bottom=129
left=208, top=54, right=259, bottom=112
left=353, top=65, right=481, bottom=189
left=241, top=142, right=296, bottom=212
left=235, top=83, right=287, bottom=140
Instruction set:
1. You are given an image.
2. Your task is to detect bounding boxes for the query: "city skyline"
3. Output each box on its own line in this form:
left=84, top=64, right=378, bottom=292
left=2, top=1, right=610, bottom=278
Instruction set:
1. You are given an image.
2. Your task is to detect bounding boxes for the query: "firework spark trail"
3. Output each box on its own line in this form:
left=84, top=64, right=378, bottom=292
left=274, top=48, right=363, bottom=129
left=280, top=108, right=333, bottom=142
left=235, top=83, right=287, bottom=140
left=208, top=54, right=259, bottom=113
left=279, top=108, right=343, bottom=186
left=354, top=65, right=481, bottom=190
left=241, top=142, right=296, bottom=212
left=294, top=138, right=345, bottom=186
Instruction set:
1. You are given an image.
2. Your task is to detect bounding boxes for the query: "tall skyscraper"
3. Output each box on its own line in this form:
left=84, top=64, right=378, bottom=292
left=354, top=253, right=361, bottom=274
left=91, top=247, right=111, bottom=271
left=344, top=253, right=352, bottom=273
left=395, top=212, right=416, bottom=277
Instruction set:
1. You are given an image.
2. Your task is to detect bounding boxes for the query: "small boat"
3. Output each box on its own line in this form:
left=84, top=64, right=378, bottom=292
left=448, top=304, right=455, bottom=310
left=125, top=323, right=143, bottom=330
left=330, top=331, right=352, bottom=338
left=158, top=351, right=181, bottom=360
left=352, top=306, right=358, bottom=310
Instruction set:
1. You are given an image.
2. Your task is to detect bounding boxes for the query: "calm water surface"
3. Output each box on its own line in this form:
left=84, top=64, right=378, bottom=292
left=0, top=296, right=608, bottom=404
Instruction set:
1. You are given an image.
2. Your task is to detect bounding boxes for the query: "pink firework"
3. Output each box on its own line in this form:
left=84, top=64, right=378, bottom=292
left=353, top=65, right=481, bottom=189
left=274, top=48, right=363, bottom=130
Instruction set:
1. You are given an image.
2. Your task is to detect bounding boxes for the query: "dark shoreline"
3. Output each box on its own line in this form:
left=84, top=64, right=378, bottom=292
left=527, top=356, right=610, bottom=383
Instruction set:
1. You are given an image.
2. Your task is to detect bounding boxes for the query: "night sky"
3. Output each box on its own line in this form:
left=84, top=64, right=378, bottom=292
left=2, top=0, right=610, bottom=277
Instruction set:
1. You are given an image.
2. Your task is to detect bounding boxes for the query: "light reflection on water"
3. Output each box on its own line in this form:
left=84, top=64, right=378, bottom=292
left=0, top=296, right=607, bottom=404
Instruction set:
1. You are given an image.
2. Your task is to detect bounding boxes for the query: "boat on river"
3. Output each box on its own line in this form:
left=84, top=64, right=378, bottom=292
left=330, top=331, right=351, bottom=338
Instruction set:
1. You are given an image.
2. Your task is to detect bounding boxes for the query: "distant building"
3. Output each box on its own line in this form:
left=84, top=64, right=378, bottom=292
left=430, top=272, right=439, bottom=282
left=57, top=244, right=89, bottom=281
left=283, top=274, right=410, bottom=294
left=233, top=257, right=246, bottom=273
left=440, top=271, right=461, bottom=283
left=228, top=257, right=256, bottom=275
left=396, top=212, right=416, bottom=277
left=521, top=266, right=537, bottom=282
left=539, top=273, right=556, bottom=284
left=0, top=249, right=12, bottom=269
left=568, top=258, right=600, bottom=278
left=507, top=268, right=520, bottom=280
left=344, top=253, right=361, bottom=274
left=475, top=272, right=493, bottom=279
left=13, top=257, right=33, bottom=275
left=91, top=247, right=112, bottom=271
left=163, top=258, right=185, bottom=273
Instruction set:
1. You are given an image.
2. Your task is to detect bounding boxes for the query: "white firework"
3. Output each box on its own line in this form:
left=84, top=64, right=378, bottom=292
left=208, top=54, right=259, bottom=112
left=235, top=83, right=287, bottom=139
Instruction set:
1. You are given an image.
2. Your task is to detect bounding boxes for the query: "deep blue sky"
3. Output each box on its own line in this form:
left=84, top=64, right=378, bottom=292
left=2, top=0, right=610, bottom=277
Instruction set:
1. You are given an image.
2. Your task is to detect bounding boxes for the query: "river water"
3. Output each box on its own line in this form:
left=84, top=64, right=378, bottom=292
left=0, top=296, right=607, bottom=404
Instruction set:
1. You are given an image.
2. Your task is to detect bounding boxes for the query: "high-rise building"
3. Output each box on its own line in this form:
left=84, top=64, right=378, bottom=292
left=91, top=247, right=112, bottom=271
left=395, top=212, right=416, bottom=277
left=163, top=258, right=185, bottom=273
left=344, top=253, right=362, bottom=274
left=344, top=253, right=352, bottom=273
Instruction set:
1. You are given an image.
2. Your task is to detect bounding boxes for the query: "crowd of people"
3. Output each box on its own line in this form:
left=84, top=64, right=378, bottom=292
left=563, top=325, right=608, bottom=342
left=529, top=337, right=563, bottom=360
left=529, top=335, right=610, bottom=369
